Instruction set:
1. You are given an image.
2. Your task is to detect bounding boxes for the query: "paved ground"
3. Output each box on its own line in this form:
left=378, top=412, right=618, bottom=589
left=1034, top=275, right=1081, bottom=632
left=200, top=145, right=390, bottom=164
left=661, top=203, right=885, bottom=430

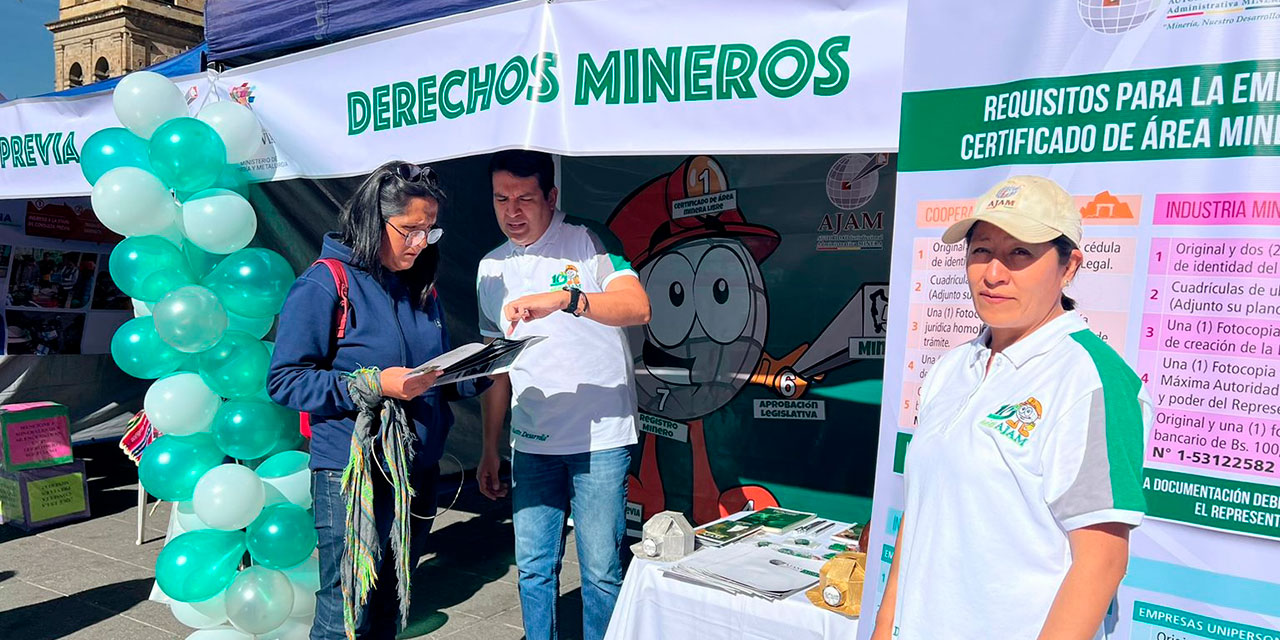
left=0, top=443, right=591, bottom=639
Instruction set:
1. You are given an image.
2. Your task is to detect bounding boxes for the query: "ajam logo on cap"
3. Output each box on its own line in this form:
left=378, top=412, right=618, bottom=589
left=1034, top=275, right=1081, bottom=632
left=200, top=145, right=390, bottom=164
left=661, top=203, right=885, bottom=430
left=988, top=184, right=1022, bottom=210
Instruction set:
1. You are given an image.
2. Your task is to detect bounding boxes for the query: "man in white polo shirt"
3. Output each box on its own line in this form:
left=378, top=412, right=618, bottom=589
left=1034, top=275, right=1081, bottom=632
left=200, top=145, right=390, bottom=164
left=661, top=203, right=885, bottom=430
left=475, top=150, right=650, bottom=640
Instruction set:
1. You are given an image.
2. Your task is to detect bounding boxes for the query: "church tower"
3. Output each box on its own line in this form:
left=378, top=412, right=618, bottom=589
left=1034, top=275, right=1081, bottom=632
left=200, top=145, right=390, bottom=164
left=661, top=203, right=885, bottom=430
left=47, top=0, right=205, bottom=91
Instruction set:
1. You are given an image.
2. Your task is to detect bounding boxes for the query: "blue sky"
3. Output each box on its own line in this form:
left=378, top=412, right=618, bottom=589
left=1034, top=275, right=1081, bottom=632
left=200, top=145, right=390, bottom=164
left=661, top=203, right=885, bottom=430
left=0, top=0, right=58, bottom=100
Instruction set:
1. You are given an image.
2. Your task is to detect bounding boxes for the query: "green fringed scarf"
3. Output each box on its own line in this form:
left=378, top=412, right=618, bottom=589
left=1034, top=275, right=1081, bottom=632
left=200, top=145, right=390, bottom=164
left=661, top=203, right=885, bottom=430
left=340, top=367, right=417, bottom=639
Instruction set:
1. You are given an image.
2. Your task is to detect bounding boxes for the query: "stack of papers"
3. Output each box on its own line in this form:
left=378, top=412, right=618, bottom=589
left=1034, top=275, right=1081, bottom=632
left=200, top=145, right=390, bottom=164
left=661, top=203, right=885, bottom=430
left=664, top=543, right=820, bottom=600
left=407, top=335, right=546, bottom=385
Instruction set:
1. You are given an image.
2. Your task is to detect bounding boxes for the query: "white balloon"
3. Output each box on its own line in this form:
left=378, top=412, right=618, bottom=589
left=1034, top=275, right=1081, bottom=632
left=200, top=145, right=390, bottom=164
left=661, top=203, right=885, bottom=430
left=259, top=467, right=311, bottom=511
left=174, top=500, right=212, bottom=534
left=192, top=464, right=265, bottom=531
left=132, top=299, right=154, bottom=317
left=91, top=166, right=179, bottom=237
left=114, top=71, right=190, bottom=138
left=158, top=219, right=186, bottom=247
left=185, top=626, right=253, bottom=640
left=257, top=617, right=311, bottom=640
left=182, top=190, right=257, bottom=254
left=197, top=101, right=263, bottom=164
left=171, top=590, right=229, bottom=629
left=261, top=482, right=290, bottom=507
left=144, top=372, right=222, bottom=436
left=225, top=566, right=295, bottom=635
left=282, top=556, right=319, bottom=619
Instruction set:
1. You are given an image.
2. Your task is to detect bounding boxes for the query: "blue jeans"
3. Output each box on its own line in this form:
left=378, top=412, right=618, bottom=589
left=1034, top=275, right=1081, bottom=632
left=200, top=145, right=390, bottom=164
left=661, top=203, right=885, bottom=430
left=513, top=446, right=631, bottom=640
left=311, top=464, right=437, bottom=640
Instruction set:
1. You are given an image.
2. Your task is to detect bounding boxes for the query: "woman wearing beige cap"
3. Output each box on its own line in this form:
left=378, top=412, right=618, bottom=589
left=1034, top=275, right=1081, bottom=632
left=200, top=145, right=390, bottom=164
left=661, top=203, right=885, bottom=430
left=872, top=176, right=1151, bottom=640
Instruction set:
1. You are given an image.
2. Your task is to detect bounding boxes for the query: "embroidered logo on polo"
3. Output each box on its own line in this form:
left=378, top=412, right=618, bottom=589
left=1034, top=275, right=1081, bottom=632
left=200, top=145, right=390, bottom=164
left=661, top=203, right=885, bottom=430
left=978, top=397, right=1043, bottom=446
left=550, top=263, right=582, bottom=290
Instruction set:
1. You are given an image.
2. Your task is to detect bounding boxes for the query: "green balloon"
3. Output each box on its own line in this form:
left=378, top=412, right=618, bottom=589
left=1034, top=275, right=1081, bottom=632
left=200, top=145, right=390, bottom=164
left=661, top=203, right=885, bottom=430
left=255, top=450, right=308, bottom=479
left=153, top=285, right=229, bottom=354
left=183, top=240, right=223, bottom=280
left=155, top=529, right=246, bottom=603
left=149, top=117, right=227, bottom=193
left=246, top=503, right=317, bottom=570
left=177, top=164, right=251, bottom=201
left=138, top=433, right=227, bottom=502
left=109, top=236, right=195, bottom=302
left=201, top=248, right=295, bottom=319
left=80, top=127, right=151, bottom=185
left=212, top=400, right=295, bottom=460
left=198, top=331, right=270, bottom=398
left=255, top=426, right=304, bottom=461
left=111, top=316, right=187, bottom=379
left=228, top=311, right=274, bottom=340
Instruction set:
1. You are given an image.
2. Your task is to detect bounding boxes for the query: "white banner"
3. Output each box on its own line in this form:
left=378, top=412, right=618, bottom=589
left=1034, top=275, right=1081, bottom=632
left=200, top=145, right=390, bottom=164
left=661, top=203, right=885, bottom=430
left=0, top=76, right=207, bottom=200
left=0, top=0, right=904, bottom=199
left=863, top=2, right=1280, bottom=639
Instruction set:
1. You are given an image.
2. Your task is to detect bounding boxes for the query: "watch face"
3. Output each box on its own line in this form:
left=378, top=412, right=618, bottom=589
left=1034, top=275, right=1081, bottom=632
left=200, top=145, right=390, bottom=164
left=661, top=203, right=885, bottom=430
left=822, top=585, right=844, bottom=607
left=643, top=538, right=658, bottom=557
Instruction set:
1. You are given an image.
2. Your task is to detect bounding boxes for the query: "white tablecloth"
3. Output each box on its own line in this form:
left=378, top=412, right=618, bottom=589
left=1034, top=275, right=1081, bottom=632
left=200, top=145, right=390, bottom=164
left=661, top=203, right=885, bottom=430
left=605, top=531, right=861, bottom=640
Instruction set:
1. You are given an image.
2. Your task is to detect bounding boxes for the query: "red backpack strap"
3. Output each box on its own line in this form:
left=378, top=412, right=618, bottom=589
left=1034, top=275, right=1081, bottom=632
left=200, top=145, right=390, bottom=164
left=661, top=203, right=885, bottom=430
left=299, top=258, right=350, bottom=439
left=312, top=258, right=350, bottom=338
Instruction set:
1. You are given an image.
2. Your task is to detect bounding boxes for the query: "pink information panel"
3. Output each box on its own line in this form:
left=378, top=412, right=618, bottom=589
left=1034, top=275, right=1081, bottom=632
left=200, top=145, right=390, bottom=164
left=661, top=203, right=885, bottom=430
left=1140, top=233, right=1280, bottom=482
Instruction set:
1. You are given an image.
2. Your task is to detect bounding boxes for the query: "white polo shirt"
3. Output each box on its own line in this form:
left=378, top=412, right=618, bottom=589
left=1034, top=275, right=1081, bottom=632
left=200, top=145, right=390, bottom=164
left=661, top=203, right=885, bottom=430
left=894, top=311, right=1151, bottom=640
left=476, top=210, right=639, bottom=455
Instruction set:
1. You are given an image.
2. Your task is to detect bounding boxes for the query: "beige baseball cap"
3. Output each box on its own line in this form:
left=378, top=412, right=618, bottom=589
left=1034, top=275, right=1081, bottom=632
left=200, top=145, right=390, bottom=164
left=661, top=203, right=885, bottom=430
left=941, top=175, right=1082, bottom=246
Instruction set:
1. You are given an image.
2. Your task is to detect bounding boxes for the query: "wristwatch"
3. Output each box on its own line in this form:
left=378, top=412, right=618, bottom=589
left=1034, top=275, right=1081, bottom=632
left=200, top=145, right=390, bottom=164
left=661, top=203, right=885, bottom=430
left=562, top=286, right=583, bottom=317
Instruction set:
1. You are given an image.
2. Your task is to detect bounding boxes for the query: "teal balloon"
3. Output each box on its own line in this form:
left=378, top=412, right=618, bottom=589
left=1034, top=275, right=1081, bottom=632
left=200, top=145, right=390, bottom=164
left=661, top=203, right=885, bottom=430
left=80, top=127, right=151, bottom=185
left=255, top=450, right=308, bottom=479
left=178, top=164, right=251, bottom=202
left=155, top=529, right=246, bottom=603
left=228, top=312, right=274, bottom=340
left=198, top=331, right=270, bottom=398
left=154, top=285, right=229, bottom=353
left=111, top=316, right=187, bottom=379
left=256, top=450, right=310, bottom=510
left=143, top=269, right=195, bottom=304
left=212, top=400, right=296, bottom=460
left=202, top=249, right=294, bottom=318
left=138, top=433, right=227, bottom=502
left=109, top=235, right=194, bottom=302
left=246, top=503, right=317, bottom=570
left=254, top=428, right=304, bottom=463
left=183, top=240, right=223, bottom=280
left=150, top=117, right=227, bottom=193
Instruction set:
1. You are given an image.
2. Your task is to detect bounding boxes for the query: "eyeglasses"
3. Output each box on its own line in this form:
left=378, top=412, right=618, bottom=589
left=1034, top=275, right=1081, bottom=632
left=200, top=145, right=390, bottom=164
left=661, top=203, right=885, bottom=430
left=388, top=221, right=443, bottom=247
left=393, top=163, right=439, bottom=185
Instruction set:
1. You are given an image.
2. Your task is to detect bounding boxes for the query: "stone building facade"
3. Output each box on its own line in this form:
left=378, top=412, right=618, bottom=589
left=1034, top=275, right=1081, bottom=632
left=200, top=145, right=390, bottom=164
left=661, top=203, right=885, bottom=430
left=48, top=1, right=205, bottom=91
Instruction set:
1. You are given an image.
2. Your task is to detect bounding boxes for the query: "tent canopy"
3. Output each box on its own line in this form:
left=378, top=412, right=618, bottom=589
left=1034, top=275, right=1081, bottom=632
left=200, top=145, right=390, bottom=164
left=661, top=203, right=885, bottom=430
left=205, top=0, right=516, bottom=65
left=41, top=43, right=208, bottom=99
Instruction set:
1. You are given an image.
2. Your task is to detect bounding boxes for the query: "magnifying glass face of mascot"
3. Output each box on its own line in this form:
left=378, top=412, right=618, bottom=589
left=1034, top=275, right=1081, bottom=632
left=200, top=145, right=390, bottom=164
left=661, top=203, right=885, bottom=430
left=631, top=237, right=767, bottom=420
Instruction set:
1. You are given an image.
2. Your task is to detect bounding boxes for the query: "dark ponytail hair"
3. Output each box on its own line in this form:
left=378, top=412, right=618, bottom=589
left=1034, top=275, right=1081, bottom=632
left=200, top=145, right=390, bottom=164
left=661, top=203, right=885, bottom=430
left=1049, top=235, right=1078, bottom=311
left=338, top=161, right=446, bottom=310
left=964, top=227, right=1079, bottom=311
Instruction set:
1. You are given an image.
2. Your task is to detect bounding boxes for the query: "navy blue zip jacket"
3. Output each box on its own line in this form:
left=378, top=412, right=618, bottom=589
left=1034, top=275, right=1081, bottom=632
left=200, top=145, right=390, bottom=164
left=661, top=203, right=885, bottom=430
left=267, top=233, right=487, bottom=471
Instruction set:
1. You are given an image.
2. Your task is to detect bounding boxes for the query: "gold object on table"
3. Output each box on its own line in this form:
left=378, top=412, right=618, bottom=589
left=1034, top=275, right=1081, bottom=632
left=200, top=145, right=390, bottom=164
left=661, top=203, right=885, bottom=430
left=804, top=551, right=867, bottom=617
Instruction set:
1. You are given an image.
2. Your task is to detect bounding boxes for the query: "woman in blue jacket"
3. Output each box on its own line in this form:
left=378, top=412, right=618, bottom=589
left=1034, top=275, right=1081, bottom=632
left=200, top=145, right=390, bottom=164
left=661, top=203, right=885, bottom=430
left=268, top=161, right=486, bottom=640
